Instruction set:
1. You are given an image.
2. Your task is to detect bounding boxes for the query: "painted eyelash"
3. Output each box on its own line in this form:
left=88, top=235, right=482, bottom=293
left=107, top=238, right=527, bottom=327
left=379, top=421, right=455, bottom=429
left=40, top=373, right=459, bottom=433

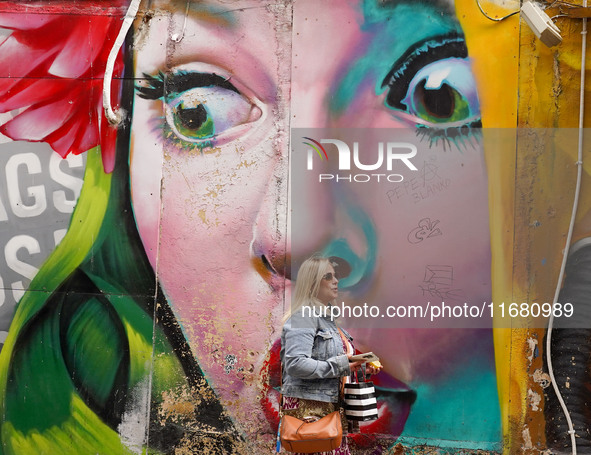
left=415, top=119, right=482, bottom=151
left=162, top=123, right=214, bottom=154
left=136, top=72, right=165, bottom=100
left=381, top=33, right=467, bottom=110
left=138, top=71, right=239, bottom=153
left=380, top=33, right=480, bottom=150
left=138, top=74, right=214, bottom=153
left=136, top=71, right=239, bottom=101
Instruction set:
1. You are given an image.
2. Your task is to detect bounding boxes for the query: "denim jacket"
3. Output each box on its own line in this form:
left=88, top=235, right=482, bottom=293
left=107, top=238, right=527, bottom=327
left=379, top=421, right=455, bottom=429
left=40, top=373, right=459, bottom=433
left=280, top=309, right=352, bottom=403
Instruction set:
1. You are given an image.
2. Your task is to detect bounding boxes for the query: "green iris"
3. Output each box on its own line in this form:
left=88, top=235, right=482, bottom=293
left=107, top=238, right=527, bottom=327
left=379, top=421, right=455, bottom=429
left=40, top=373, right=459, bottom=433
left=172, top=103, right=215, bottom=139
left=412, top=80, right=471, bottom=124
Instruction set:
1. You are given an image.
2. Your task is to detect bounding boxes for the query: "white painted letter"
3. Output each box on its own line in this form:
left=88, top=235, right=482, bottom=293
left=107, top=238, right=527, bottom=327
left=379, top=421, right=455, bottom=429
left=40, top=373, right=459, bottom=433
left=50, top=152, right=84, bottom=214
left=6, top=153, right=47, bottom=217
left=5, top=235, right=40, bottom=299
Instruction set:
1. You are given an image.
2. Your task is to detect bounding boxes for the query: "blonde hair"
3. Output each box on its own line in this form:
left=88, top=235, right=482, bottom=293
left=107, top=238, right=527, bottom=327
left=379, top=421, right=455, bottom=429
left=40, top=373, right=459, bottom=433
left=284, top=256, right=335, bottom=322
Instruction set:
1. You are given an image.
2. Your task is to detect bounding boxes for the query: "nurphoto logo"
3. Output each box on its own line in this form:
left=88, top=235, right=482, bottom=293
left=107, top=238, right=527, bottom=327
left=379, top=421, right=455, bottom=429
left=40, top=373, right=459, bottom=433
left=302, top=137, right=418, bottom=183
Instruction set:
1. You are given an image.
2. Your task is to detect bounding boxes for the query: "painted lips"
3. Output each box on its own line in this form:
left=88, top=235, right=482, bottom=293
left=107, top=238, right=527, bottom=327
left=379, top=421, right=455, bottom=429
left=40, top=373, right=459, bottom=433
left=260, top=339, right=416, bottom=449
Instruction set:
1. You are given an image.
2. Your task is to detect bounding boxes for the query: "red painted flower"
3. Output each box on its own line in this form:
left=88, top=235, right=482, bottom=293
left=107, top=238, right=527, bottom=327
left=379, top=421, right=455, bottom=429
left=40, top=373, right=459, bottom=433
left=0, top=2, right=128, bottom=173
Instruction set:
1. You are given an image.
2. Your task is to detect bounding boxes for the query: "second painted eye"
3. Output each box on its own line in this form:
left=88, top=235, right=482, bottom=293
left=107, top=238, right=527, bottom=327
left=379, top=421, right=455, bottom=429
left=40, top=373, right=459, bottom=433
left=165, top=85, right=260, bottom=143
left=381, top=33, right=481, bottom=138
left=400, top=58, right=479, bottom=126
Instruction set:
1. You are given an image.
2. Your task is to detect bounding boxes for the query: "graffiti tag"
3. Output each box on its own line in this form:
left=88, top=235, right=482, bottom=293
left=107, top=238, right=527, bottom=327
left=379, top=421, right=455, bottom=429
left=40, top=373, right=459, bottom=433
left=408, top=218, right=442, bottom=244
left=418, top=265, right=463, bottom=301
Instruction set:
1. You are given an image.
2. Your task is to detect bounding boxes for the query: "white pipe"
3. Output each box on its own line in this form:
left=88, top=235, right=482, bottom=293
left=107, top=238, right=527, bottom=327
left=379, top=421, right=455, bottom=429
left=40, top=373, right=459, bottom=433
left=545, top=6, right=587, bottom=455
left=102, top=0, right=142, bottom=125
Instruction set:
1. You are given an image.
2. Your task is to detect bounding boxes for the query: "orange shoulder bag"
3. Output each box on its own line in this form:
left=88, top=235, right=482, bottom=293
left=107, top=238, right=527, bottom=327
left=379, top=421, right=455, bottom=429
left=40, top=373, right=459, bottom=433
left=277, top=328, right=347, bottom=453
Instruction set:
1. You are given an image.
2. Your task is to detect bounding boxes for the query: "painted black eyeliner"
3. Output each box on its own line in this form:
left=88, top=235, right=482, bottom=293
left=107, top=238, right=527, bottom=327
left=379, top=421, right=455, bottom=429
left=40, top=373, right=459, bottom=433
left=136, top=71, right=239, bottom=100
left=136, top=72, right=165, bottom=100
left=381, top=33, right=468, bottom=111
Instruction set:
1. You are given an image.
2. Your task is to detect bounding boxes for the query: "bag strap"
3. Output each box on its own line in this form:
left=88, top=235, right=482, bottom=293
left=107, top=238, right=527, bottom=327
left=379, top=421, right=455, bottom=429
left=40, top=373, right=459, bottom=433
left=277, top=361, right=284, bottom=452
left=337, top=327, right=351, bottom=409
left=279, top=356, right=284, bottom=416
left=337, top=328, right=349, bottom=353
left=338, top=328, right=368, bottom=384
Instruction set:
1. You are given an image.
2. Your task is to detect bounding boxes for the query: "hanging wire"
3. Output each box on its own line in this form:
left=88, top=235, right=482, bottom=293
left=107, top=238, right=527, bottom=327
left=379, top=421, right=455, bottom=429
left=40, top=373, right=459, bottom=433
left=472, top=0, right=582, bottom=452
left=103, top=0, right=142, bottom=125
left=475, top=0, right=520, bottom=21
left=550, top=13, right=570, bottom=20
left=171, top=0, right=191, bottom=42
left=545, top=4, right=587, bottom=452
left=548, top=0, right=588, bottom=8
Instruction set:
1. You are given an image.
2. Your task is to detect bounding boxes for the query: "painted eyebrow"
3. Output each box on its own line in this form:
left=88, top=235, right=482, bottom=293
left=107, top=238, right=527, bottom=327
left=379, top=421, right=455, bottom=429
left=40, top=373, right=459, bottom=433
left=380, top=33, right=467, bottom=111
left=136, top=71, right=239, bottom=100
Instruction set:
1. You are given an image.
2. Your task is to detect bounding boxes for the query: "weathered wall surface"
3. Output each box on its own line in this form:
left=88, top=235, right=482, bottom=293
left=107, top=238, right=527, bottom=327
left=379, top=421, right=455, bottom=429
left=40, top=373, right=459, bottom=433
left=0, top=0, right=590, bottom=454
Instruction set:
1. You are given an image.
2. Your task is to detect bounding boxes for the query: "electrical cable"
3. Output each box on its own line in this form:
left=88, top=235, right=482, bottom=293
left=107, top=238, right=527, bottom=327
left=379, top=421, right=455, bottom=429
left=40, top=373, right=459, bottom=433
left=475, top=0, right=520, bottom=21
left=545, top=3, right=587, bottom=454
left=103, top=0, right=142, bottom=126
left=550, top=14, right=570, bottom=20
left=475, top=0, right=585, bottom=451
left=548, top=0, right=586, bottom=8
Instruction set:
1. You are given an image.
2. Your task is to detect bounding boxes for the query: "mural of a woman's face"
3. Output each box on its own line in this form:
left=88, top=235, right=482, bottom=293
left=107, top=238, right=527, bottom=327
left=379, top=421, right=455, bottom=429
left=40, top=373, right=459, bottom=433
left=130, top=0, right=499, bottom=447
left=130, top=0, right=292, bottom=440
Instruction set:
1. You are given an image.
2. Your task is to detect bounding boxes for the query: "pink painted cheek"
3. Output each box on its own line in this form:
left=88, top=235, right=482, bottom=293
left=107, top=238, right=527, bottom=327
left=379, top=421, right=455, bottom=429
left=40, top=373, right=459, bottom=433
left=129, top=141, right=164, bottom=269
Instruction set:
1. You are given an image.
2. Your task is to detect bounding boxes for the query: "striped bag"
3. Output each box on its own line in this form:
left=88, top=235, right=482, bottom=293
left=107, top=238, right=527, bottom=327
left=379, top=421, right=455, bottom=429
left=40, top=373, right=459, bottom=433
left=343, top=375, right=378, bottom=421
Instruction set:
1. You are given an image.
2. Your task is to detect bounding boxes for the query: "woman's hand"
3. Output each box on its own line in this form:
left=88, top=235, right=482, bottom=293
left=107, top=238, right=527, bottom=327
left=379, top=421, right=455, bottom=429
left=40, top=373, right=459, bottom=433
left=365, top=363, right=382, bottom=376
left=347, top=354, right=366, bottom=370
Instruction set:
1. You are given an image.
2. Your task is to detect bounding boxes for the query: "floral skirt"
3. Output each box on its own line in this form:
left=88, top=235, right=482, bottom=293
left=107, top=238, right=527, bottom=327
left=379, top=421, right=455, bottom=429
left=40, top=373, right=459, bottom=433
left=281, top=396, right=350, bottom=455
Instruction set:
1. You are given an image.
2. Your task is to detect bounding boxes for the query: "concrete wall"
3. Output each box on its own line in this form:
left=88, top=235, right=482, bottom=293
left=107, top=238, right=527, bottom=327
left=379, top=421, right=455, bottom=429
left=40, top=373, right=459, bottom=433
left=0, top=0, right=590, bottom=453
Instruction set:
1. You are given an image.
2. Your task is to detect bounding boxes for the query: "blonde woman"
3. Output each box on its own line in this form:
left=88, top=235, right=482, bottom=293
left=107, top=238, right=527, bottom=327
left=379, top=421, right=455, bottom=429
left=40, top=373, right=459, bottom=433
left=280, top=256, right=379, bottom=454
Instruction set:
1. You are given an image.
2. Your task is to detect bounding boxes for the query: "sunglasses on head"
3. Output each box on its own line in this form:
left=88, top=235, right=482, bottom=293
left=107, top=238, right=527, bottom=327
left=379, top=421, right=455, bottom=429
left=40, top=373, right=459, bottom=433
left=322, top=272, right=339, bottom=281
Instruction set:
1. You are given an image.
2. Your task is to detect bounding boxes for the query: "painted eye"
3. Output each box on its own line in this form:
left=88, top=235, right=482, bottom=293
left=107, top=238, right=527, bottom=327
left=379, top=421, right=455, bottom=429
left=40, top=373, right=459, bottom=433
left=381, top=34, right=481, bottom=136
left=165, top=85, right=261, bottom=143
left=400, top=58, right=479, bottom=126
